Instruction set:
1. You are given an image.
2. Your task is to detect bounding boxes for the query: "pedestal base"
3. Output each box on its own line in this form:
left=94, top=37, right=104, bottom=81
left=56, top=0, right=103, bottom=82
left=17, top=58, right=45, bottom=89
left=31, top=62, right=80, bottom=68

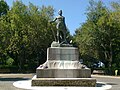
left=32, top=47, right=96, bottom=87
left=32, top=75, right=96, bottom=87
left=36, top=67, right=91, bottom=78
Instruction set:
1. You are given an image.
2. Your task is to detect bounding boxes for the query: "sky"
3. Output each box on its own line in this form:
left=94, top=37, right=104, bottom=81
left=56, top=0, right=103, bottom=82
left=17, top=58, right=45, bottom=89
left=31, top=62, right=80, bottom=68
left=5, top=0, right=119, bottom=35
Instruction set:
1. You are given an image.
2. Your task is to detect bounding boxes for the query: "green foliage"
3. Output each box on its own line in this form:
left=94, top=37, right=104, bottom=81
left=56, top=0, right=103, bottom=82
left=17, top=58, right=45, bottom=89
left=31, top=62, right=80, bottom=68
left=74, top=0, right=120, bottom=69
left=6, top=57, right=14, bottom=66
left=0, top=0, right=55, bottom=71
left=0, top=0, right=9, bottom=16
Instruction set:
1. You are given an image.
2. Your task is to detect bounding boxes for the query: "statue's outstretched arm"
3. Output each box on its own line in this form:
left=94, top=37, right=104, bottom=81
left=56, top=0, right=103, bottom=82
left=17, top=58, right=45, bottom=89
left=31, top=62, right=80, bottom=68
left=50, top=17, right=57, bottom=23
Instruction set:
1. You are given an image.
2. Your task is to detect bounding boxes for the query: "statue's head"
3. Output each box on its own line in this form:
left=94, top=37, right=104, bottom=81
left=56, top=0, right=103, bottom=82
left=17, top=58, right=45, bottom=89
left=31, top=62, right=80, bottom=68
left=58, top=10, right=62, bottom=15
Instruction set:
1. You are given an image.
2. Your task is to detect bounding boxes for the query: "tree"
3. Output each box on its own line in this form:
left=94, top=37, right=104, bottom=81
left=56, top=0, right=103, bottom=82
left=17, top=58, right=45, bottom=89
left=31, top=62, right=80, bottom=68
left=74, top=0, right=120, bottom=70
left=0, top=0, right=9, bottom=16
left=0, top=0, right=55, bottom=71
left=74, top=0, right=107, bottom=67
left=110, top=1, right=120, bottom=68
left=0, top=0, right=10, bottom=65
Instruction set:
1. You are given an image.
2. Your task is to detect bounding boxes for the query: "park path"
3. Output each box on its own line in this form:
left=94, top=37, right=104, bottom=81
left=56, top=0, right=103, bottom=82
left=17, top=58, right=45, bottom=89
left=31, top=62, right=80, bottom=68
left=0, top=74, right=34, bottom=90
left=0, top=74, right=120, bottom=90
left=92, top=75, right=120, bottom=90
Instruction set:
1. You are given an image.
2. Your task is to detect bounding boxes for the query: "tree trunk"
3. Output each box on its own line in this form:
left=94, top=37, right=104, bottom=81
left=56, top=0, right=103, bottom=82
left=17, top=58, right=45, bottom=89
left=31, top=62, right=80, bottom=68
left=108, top=42, right=113, bottom=75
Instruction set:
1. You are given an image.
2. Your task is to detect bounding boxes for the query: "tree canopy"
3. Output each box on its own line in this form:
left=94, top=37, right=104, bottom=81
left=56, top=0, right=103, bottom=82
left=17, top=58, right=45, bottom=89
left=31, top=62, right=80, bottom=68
left=0, top=0, right=56, bottom=71
left=0, top=0, right=9, bottom=16
left=74, top=0, right=120, bottom=69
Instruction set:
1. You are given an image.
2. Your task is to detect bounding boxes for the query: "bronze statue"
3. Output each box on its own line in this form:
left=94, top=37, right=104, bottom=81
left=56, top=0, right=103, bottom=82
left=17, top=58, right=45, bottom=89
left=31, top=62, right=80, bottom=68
left=50, top=10, right=67, bottom=43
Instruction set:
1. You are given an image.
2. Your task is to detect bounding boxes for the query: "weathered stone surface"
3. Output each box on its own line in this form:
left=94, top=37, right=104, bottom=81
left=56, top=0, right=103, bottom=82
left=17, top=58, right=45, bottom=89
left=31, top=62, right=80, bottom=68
left=47, top=61, right=82, bottom=69
left=47, top=47, right=79, bottom=61
left=51, top=41, right=72, bottom=47
left=36, top=68, right=91, bottom=78
left=32, top=47, right=96, bottom=87
left=51, top=41, right=60, bottom=47
left=32, top=76, right=96, bottom=86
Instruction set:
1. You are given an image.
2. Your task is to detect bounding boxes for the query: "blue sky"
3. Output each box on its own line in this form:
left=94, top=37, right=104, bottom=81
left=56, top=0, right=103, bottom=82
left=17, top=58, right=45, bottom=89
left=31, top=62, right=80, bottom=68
left=5, top=0, right=119, bottom=35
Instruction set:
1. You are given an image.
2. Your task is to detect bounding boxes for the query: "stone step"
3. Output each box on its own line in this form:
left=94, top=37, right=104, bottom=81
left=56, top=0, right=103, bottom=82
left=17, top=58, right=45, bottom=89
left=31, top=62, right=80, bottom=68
left=36, top=68, right=91, bottom=78
left=32, top=75, right=96, bottom=86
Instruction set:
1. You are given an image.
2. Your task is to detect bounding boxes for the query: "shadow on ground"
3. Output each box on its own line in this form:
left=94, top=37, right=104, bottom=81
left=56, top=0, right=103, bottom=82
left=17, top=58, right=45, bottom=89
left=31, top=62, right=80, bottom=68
left=96, top=83, right=105, bottom=87
left=96, top=82, right=117, bottom=87
left=106, top=83, right=118, bottom=85
left=0, top=78, right=30, bottom=81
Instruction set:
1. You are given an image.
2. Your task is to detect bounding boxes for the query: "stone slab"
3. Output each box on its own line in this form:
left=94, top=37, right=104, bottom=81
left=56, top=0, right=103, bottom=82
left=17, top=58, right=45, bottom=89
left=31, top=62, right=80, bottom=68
left=47, top=47, right=79, bottom=61
left=51, top=41, right=73, bottom=47
left=47, top=61, right=82, bottom=69
left=32, top=75, right=96, bottom=87
left=36, top=68, right=91, bottom=78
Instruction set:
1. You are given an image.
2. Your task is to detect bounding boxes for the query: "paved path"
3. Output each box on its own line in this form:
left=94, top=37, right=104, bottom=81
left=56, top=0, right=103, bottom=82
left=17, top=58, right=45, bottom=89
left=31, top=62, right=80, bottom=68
left=0, top=74, right=120, bottom=90
left=0, top=74, right=34, bottom=90
left=92, top=75, right=120, bottom=90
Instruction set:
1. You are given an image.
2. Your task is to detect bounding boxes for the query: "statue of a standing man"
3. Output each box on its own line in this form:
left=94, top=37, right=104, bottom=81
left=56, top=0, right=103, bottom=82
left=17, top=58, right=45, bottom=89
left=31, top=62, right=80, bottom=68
left=50, top=10, right=67, bottom=43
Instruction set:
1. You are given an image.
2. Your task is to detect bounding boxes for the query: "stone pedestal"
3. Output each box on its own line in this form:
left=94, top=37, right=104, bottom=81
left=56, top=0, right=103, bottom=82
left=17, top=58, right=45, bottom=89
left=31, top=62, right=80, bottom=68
left=36, top=68, right=91, bottom=78
left=32, top=76, right=96, bottom=86
left=32, top=47, right=96, bottom=86
left=47, top=47, right=79, bottom=61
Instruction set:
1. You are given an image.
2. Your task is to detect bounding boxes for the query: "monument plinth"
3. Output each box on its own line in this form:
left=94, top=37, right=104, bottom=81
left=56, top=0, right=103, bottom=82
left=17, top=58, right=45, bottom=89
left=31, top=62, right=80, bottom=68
left=36, top=47, right=91, bottom=78
left=32, top=46, right=96, bottom=86
left=31, top=10, right=96, bottom=86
